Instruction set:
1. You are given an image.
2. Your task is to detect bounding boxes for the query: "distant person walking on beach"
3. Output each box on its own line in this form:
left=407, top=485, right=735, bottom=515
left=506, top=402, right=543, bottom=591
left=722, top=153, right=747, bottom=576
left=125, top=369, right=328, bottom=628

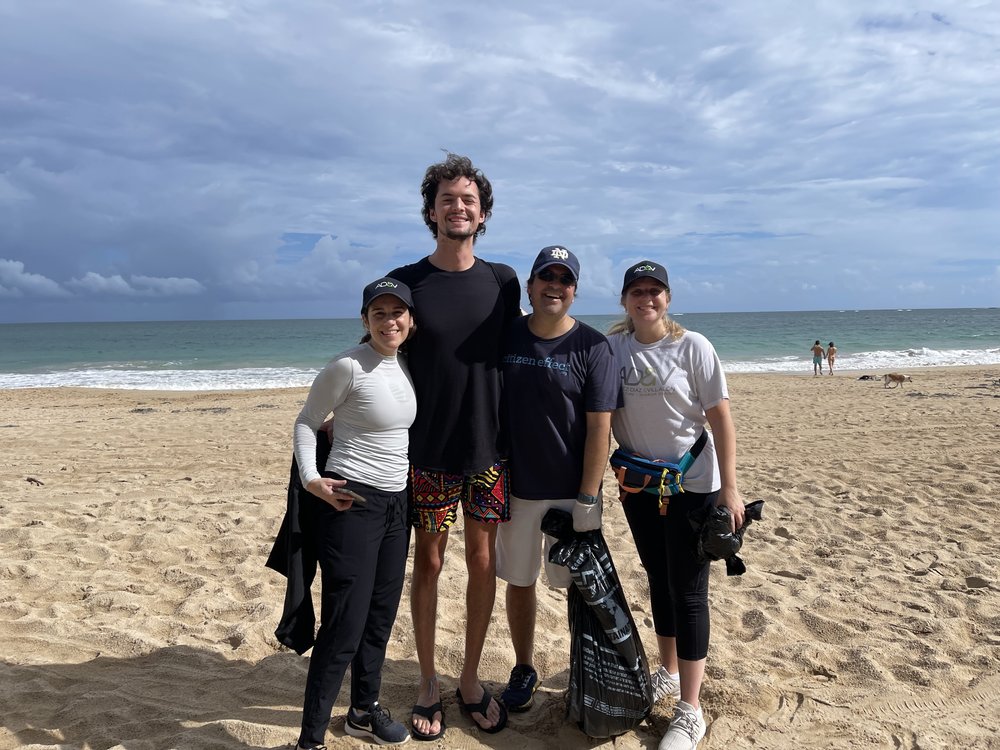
left=810, top=340, right=826, bottom=376
left=608, top=260, right=744, bottom=750
left=827, top=342, right=837, bottom=375
left=288, top=278, right=417, bottom=748
left=388, top=153, right=521, bottom=739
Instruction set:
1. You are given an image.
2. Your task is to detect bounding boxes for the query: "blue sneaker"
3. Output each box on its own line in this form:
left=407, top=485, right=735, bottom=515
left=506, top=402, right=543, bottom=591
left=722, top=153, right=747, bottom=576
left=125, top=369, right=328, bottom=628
left=500, top=663, right=539, bottom=712
left=345, top=702, right=410, bottom=745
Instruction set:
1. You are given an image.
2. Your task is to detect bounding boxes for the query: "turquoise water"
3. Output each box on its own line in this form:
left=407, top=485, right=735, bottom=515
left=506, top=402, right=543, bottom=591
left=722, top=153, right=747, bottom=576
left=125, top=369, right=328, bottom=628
left=1, top=308, right=997, bottom=389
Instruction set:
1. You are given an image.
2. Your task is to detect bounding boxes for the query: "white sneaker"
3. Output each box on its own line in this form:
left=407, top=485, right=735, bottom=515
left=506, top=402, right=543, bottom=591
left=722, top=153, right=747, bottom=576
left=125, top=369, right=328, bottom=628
left=658, top=701, right=706, bottom=750
left=650, top=665, right=681, bottom=703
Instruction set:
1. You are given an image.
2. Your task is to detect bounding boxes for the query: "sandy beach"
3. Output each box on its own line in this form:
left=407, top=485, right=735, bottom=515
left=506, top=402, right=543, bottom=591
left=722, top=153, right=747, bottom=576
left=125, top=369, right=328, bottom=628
left=2, top=366, right=999, bottom=749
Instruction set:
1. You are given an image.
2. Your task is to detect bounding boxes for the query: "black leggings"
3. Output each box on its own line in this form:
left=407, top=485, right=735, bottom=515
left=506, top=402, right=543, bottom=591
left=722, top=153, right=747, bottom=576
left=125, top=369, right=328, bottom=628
left=298, top=478, right=410, bottom=748
left=621, top=488, right=717, bottom=662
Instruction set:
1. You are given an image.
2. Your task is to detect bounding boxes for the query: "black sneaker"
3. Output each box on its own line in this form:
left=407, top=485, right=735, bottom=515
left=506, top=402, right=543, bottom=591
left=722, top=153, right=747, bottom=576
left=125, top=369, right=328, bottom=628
left=345, top=702, right=410, bottom=745
left=500, top=663, right=539, bottom=712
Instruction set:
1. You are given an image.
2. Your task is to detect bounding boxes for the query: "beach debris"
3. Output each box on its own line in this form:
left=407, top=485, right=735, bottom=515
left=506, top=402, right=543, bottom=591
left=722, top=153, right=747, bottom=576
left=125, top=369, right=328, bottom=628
left=771, top=569, right=807, bottom=581
left=26, top=477, right=44, bottom=486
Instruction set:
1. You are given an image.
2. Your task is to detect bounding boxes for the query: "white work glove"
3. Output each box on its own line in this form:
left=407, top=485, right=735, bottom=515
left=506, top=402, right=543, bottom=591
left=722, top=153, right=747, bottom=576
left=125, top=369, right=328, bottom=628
left=572, top=493, right=603, bottom=532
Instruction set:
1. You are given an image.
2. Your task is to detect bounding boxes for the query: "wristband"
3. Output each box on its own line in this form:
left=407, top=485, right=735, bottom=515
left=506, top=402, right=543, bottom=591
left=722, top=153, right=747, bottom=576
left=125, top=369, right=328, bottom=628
left=577, top=492, right=599, bottom=505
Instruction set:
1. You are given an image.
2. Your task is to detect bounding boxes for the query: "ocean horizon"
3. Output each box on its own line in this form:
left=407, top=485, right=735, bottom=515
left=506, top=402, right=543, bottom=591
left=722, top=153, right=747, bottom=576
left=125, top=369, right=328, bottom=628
left=1, top=307, right=998, bottom=390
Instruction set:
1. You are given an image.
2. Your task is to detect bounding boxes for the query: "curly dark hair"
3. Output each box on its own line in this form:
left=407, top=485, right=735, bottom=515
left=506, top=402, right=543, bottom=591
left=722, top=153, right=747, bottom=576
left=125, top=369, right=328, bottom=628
left=420, top=153, right=494, bottom=241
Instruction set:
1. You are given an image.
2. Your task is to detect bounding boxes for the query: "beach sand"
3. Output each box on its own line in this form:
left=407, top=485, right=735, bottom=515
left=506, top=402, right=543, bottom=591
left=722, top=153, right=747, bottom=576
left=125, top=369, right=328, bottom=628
left=2, top=366, right=999, bottom=749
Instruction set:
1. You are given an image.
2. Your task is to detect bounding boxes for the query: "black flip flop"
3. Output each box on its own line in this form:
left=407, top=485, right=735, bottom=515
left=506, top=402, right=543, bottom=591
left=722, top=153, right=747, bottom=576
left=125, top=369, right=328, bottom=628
left=410, top=701, right=445, bottom=741
left=455, top=686, right=508, bottom=734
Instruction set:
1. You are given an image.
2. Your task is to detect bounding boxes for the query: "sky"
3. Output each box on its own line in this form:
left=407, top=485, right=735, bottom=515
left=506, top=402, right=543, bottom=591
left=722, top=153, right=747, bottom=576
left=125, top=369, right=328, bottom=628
left=1, top=1, right=999, bottom=323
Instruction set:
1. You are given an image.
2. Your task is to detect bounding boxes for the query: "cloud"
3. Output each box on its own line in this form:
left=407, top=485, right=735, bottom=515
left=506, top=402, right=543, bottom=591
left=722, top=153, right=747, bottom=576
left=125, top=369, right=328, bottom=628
left=131, top=275, right=206, bottom=296
left=66, top=273, right=134, bottom=295
left=1, top=1, right=999, bottom=320
left=0, top=259, right=69, bottom=297
left=66, top=272, right=206, bottom=297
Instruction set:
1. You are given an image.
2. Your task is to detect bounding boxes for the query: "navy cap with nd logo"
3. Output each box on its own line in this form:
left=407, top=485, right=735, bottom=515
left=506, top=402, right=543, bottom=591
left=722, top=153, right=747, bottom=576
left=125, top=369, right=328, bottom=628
left=530, top=245, right=580, bottom=281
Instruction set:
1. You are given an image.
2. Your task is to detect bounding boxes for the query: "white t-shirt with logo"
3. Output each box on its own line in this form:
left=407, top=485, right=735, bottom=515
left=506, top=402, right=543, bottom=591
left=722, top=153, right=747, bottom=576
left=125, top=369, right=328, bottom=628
left=607, top=330, right=728, bottom=493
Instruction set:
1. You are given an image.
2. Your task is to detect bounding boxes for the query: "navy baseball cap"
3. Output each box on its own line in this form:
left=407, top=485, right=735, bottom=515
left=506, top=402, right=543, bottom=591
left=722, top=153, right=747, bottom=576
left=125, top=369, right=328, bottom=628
left=362, top=277, right=414, bottom=311
left=530, top=245, right=580, bottom=281
left=621, top=260, right=669, bottom=294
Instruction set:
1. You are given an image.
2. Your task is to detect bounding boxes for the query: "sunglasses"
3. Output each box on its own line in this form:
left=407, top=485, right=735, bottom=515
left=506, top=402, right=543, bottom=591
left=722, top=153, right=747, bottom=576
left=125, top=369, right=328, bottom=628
left=536, top=269, right=576, bottom=286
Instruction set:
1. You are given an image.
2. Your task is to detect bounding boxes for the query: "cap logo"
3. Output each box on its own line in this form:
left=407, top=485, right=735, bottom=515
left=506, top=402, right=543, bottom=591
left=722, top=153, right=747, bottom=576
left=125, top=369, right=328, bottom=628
left=633, top=264, right=656, bottom=272
left=375, top=280, right=398, bottom=289
left=548, top=247, right=569, bottom=260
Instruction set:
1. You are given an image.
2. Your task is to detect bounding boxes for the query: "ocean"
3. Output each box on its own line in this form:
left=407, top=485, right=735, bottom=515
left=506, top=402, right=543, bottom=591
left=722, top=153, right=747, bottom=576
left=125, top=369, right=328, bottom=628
left=1, top=308, right=997, bottom=390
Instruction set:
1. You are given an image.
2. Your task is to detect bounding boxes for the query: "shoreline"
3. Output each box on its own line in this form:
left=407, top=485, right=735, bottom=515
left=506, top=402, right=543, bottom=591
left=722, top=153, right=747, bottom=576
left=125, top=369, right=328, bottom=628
left=2, top=368, right=999, bottom=748
left=3, top=362, right=996, bottom=395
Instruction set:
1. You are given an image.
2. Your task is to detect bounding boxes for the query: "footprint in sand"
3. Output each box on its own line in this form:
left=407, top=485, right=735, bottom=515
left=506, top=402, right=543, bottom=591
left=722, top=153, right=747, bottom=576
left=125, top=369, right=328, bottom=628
left=903, top=551, right=939, bottom=575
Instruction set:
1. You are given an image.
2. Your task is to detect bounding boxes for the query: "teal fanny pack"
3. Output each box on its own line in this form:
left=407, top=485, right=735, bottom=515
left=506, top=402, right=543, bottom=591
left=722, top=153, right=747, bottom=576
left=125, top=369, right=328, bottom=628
left=610, top=431, right=708, bottom=512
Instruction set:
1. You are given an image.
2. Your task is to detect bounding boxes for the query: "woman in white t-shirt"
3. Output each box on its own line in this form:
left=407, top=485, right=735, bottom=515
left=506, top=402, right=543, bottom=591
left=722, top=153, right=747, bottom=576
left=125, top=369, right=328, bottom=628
left=290, top=277, right=417, bottom=749
left=607, top=260, right=744, bottom=750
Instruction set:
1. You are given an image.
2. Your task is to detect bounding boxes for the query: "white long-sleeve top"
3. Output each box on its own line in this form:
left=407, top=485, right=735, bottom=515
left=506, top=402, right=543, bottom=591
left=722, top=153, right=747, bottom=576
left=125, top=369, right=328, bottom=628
left=293, top=343, right=416, bottom=492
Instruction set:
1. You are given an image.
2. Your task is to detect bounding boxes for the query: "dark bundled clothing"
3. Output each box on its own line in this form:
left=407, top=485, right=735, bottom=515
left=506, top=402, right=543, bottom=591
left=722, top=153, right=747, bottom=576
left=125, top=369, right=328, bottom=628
left=690, top=499, right=765, bottom=576
left=266, top=431, right=332, bottom=654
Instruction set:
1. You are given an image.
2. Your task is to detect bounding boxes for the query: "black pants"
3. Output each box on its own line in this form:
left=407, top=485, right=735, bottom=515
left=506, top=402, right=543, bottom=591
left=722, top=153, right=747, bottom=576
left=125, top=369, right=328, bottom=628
left=298, top=479, right=410, bottom=748
left=621, top=488, right=717, bottom=662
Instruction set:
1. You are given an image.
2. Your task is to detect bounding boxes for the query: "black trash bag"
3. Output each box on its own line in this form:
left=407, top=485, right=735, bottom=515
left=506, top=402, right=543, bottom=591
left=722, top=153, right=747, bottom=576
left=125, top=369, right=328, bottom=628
left=542, top=509, right=653, bottom=738
left=689, top=499, right=765, bottom=576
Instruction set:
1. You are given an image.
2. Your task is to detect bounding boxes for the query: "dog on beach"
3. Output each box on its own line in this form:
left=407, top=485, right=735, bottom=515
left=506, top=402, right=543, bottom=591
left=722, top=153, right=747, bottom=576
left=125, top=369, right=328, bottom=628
left=883, top=373, right=912, bottom=388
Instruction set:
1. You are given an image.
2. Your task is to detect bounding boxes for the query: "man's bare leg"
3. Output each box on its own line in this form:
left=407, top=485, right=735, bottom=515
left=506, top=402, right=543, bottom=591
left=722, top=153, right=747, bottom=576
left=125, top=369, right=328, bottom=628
left=410, top=528, right=448, bottom=736
left=506, top=582, right=536, bottom=666
left=456, top=518, right=501, bottom=729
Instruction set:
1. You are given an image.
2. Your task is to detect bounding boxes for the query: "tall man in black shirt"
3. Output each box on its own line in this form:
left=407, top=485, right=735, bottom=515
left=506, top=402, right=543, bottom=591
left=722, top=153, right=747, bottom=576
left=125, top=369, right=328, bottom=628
left=388, top=154, right=520, bottom=739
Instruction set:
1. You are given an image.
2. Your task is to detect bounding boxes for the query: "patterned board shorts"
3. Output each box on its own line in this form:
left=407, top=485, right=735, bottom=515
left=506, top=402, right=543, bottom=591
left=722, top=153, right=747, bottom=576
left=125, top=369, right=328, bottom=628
left=409, top=460, right=511, bottom=532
